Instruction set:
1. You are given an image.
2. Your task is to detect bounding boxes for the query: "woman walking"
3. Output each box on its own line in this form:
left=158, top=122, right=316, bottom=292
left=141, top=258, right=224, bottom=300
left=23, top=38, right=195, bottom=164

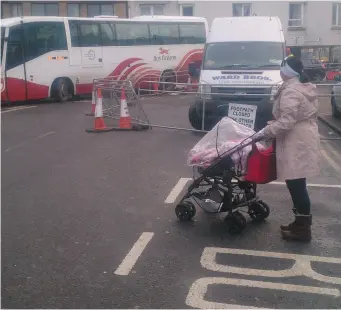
left=254, top=55, right=321, bottom=242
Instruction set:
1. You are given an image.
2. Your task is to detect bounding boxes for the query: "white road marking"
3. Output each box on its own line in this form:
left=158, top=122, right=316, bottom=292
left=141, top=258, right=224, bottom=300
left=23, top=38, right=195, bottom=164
left=36, top=131, right=56, bottom=140
left=186, top=247, right=341, bottom=309
left=164, top=177, right=190, bottom=204
left=1, top=106, right=37, bottom=113
left=186, top=277, right=340, bottom=309
left=176, top=177, right=341, bottom=189
left=201, top=247, right=341, bottom=284
left=4, top=131, right=56, bottom=152
left=269, top=181, right=341, bottom=189
left=114, top=232, right=154, bottom=276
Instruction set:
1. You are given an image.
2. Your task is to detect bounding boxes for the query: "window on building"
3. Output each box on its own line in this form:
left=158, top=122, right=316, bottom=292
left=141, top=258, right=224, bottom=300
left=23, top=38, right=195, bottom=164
left=149, top=23, right=179, bottom=45
left=31, top=3, right=59, bottom=16
left=332, top=2, right=341, bottom=26
left=140, top=4, right=164, bottom=15
left=10, top=3, right=23, bottom=17
left=179, top=23, right=205, bottom=44
left=67, top=3, right=80, bottom=17
left=116, top=22, right=150, bottom=46
left=288, top=3, right=304, bottom=27
left=232, top=3, right=251, bottom=16
left=87, top=3, right=114, bottom=17
left=181, top=5, right=194, bottom=16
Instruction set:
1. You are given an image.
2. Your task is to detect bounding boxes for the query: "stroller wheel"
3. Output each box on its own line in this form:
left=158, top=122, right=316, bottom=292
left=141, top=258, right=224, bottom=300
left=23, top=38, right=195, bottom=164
left=225, top=211, right=246, bottom=234
left=175, top=201, right=196, bottom=221
left=249, top=201, right=270, bottom=221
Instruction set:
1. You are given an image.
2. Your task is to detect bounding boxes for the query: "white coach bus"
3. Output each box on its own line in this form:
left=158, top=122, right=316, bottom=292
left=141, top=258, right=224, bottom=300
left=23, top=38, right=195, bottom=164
left=1, top=15, right=208, bottom=103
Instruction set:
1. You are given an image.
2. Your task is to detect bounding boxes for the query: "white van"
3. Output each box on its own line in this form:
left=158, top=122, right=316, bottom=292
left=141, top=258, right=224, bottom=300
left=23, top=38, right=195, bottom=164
left=188, top=16, right=286, bottom=131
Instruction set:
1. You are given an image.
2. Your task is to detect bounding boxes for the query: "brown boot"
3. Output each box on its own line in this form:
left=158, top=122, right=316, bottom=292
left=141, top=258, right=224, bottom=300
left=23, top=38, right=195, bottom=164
left=280, top=208, right=297, bottom=231
left=281, top=215, right=312, bottom=242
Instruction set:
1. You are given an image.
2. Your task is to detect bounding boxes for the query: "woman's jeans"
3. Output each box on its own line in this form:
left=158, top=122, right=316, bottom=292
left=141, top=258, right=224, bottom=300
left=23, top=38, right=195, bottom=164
left=285, top=178, right=311, bottom=215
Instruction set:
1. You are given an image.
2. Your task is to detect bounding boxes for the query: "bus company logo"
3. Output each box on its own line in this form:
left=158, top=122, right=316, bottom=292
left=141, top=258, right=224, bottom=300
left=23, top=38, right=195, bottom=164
left=154, top=47, right=176, bottom=61
left=85, top=49, right=96, bottom=60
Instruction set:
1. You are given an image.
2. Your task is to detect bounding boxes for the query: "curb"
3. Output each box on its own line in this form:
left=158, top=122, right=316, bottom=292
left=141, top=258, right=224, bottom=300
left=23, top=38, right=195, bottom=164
left=318, top=115, right=341, bottom=136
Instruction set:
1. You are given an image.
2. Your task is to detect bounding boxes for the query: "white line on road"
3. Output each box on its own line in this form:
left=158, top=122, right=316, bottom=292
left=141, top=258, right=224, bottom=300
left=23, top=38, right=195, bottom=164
left=1, top=106, right=37, bottom=113
left=186, top=277, right=340, bottom=309
left=171, top=177, right=341, bottom=191
left=114, top=232, right=154, bottom=276
left=269, top=181, right=341, bottom=189
left=35, top=131, right=56, bottom=140
left=4, top=131, right=56, bottom=152
left=164, top=177, right=191, bottom=204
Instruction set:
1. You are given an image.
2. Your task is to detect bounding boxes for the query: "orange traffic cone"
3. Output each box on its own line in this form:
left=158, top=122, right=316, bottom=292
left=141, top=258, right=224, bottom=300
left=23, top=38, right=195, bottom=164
left=85, top=89, right=96, bottom=116
left=119, top=88, right=132, bottom=129
left=86, top=88, right=114, bottom=133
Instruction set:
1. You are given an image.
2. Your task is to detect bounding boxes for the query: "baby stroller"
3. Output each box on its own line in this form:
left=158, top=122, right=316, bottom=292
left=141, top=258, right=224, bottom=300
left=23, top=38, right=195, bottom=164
left=175, top=117, right=277, bottom=234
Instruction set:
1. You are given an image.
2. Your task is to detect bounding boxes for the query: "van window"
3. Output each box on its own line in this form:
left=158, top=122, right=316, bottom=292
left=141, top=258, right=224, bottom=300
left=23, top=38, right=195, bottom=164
left=203, top=42, right=284, bottom=70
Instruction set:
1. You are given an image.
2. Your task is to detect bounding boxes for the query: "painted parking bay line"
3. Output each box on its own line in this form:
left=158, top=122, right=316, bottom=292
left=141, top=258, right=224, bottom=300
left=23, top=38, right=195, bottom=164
left=114, top=232, right=154, bottom=276
left=165, top=178, right=341, bottom=205
left=164, top=178, right=191, bottom=204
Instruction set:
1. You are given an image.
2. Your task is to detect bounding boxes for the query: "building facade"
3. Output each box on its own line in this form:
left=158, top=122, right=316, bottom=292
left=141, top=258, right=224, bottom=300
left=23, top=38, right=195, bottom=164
left=128, top=1, right=341, bottom=61
left=1, top=0, right=128, bottom=18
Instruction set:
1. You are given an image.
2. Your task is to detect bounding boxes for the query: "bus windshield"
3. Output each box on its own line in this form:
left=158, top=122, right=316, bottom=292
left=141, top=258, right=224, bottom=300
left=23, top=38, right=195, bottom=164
left=203, top=41, right=284, bottom=70
left=1, top=27, right=5, bottom=64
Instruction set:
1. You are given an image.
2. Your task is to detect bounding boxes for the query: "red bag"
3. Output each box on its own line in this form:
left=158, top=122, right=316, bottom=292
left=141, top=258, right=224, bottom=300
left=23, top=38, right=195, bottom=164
left=245, top=141, right=277, bottom=184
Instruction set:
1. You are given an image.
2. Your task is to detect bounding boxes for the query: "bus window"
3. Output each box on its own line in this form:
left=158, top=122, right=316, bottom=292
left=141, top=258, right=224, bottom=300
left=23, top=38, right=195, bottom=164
left=6, top=25, right=24, bottom=70
left=179, top=23, right=206, bottom=44
left=1, top=27, right=5, bottom=64
left=149, top=23, right=180, bottom=45
left=100, top=22, right=116, bottom=46
left=23, top=22, right=67, bottom=62
left=78, top=22, right=101, bottom=47
left=115, top=22, right=150, bottom=46
left=69, top=21, right=80, bottom=47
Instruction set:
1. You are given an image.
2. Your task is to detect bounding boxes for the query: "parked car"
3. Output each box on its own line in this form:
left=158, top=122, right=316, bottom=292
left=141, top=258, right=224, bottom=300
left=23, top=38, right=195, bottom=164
left=331, top=74, right=341, bottom=118
left=302, top=58, right=327, bottom=82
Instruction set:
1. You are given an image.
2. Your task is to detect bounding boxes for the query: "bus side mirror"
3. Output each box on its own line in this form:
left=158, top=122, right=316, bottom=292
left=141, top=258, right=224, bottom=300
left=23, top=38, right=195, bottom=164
left=188, top=62, right=200, bottom=78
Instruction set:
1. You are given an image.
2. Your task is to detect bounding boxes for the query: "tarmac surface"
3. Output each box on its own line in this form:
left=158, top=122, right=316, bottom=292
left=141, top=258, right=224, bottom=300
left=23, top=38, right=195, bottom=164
left=2, top=91, right=341, bottom=309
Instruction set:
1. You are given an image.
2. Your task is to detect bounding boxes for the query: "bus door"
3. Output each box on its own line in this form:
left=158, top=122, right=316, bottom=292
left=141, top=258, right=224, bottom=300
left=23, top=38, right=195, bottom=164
left=78, top=22, right=103, bottom=68
left=68, top=20, right=103, bottom=68
left=3, top=25, right=27, bottom=102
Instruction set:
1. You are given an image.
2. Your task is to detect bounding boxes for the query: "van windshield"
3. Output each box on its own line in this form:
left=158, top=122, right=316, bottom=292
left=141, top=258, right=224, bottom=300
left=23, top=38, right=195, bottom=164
left=203, top=41, right=284, bottom=70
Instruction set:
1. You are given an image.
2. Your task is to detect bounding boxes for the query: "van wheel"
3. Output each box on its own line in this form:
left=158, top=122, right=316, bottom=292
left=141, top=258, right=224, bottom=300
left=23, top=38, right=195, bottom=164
left=332, top=95, right=341, bottom=118
left=55, top=78, right=69, bottom=103
left=189, top=104, right=214, bottom=130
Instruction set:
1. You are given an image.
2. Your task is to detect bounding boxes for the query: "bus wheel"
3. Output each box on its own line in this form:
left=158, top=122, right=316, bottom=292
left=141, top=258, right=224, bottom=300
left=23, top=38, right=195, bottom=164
left=54, top=78, right=70, bottom=103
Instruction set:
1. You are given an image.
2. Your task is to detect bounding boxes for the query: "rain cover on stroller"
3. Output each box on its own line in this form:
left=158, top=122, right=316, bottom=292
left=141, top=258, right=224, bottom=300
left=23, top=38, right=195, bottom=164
left=187, top=117, right=265, bottom=174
